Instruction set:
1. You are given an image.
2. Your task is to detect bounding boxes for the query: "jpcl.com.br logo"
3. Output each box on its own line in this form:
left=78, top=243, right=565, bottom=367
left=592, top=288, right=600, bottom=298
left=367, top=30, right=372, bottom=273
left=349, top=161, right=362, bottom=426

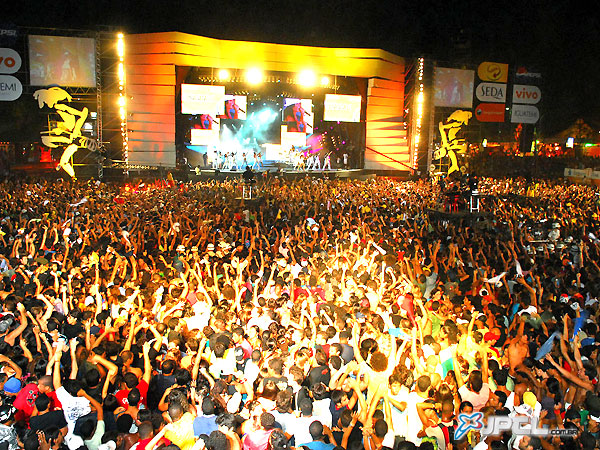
left=455, top=413, right=577, bottom=441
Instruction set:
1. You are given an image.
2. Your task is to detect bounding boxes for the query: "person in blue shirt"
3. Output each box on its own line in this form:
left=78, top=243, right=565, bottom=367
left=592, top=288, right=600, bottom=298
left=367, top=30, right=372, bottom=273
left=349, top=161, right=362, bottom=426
left=303, top=421, right=337, bottom=450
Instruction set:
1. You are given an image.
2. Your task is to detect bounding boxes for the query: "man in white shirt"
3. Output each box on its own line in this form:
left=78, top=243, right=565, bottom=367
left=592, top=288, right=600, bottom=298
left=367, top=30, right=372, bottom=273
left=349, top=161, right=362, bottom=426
left=404, top=375, right=432, bottom=445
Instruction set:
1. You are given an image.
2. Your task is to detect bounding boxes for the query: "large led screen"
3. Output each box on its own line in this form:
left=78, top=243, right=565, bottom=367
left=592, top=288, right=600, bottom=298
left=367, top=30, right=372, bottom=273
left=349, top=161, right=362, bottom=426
left=434, top=67, right=474, bottom=108
left=324, top=94, right=361, bottom=122
left=181, top=84, right=225, bottom=115
left=29, top=35, right=96, bottom=87
left=217, top=95, right=247, bottom=120
left=282, top=99, right=313, bottom=133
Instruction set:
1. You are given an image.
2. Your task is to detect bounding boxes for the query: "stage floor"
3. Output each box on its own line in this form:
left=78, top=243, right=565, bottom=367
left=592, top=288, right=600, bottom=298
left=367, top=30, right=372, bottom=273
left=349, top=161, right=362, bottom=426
left=190, top=168, right=372, bottom=181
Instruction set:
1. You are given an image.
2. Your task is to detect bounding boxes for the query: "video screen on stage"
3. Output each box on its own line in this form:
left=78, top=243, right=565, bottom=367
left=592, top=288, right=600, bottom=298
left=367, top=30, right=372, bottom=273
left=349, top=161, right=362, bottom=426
left=434, top=67, right=474, bottom=108
left=181, top=84, right=225, bottom=115
left=218, top=95, right=247, bottom=120
left=190, top=117, right=220, bottom=146
left=324, top=94, right=362, bottom=122
left=282, top=99, right=313, bottom=133
left=28, top=35, right=96, bottom=87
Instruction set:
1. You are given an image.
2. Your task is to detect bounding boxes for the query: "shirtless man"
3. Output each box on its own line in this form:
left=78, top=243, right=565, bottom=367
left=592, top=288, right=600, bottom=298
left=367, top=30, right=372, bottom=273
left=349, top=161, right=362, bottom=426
left=506, top=317, right=529, bottom=376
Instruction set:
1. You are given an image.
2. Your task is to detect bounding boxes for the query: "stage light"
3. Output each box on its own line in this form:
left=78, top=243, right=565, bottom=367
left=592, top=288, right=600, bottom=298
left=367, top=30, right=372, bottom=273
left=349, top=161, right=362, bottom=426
left=413, top=57, right=425, bottom=172
left=298, top=70, right=316, bottom=87
left=218, top=69, right=230, bottom=81
left=246, top=68, right=263, bottom=84
left=320, top=76, right=330, bottom=86
left=116, top=32, right=128, bottom=174
left=117, top=33, right=125, bottom=58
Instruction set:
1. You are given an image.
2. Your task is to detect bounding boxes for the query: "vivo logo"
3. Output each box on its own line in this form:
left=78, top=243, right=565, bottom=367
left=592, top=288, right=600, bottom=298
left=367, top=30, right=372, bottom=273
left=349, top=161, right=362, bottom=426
left=0, top=48, right=21, bottom=74
left=513, top=85, right=541, bottom=104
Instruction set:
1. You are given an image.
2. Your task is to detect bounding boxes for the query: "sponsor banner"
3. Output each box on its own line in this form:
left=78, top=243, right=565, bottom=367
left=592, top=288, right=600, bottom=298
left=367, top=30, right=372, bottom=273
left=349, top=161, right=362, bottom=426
left=0, top=74, right=22, bottom=101
left=477, top=61, right=508, bottom=83
left=513, top=84, right=541, bottom=104
left=0, top=25, right=18, bottom=46
left=516, top=66, right=542, bottom=81
left=181, top=84, right=225, bottom=115
left=475, top=103, right=505, bottom=122
left=0, top=48, right=21, bottom=74
left=476, top=82, right=507, bottom=103
left=511, top=104, right=539, bottom=124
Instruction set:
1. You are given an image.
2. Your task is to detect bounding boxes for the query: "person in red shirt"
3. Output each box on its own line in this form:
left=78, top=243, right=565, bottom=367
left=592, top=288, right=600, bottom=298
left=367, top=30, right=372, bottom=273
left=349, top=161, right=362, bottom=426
left=13, top=376, right=61, bottom=423
left=134, top=421, right=156, bottom=450
left=115, top=342, right=151, bottom=408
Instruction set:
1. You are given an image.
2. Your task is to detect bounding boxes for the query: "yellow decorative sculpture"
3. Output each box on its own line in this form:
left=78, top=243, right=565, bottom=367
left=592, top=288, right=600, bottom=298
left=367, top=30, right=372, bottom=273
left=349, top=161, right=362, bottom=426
left=34, top=87, right=89, bottom=178
left=434, top=110, right=472, bottom=175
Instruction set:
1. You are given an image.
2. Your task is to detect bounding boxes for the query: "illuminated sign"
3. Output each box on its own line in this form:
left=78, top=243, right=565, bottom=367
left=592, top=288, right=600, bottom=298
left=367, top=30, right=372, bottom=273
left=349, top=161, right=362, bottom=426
left=475, top=103, right=505, bottom=122
left=0, top=74, right=22, bottom=101
left=0, top=48, right=21, bottom=74
left=512, top=84, right=541, bottom=104
left=476, top=83, right=507, bottom=103
left=510, top=104, right=539, bottom=124
left=477, top=61, right=508, bottom=83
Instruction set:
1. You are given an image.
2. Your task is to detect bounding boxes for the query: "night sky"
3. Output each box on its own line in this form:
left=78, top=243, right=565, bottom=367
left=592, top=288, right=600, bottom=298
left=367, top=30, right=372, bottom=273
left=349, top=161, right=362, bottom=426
left=5, top=0, right=599, bottom=136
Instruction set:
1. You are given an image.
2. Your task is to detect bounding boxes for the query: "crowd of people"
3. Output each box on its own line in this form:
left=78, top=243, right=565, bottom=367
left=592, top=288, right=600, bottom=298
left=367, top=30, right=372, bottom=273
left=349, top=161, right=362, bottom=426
left=0, top=175, right=599, bottom=450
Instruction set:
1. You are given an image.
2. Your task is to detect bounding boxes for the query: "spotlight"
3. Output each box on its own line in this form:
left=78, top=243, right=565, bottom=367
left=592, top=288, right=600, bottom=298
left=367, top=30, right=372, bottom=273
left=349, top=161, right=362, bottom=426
left=298, top=70, right=316, bottom=87
left=246, top=68, right=263, bottom=85
left=218, top=69, right=230, bottom=81
left=320, top=76, right=330, bottom=86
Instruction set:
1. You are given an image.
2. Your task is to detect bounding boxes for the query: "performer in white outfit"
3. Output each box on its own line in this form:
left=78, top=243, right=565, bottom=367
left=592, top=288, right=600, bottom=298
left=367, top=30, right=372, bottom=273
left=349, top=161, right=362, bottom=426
left=322, top=152, right=332, bottom=171
left=312, top=153, right=321, bottom=171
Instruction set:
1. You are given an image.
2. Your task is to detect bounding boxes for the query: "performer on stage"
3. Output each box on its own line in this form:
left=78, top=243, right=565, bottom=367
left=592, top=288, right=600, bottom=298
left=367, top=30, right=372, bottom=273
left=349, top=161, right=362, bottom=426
left=322, top=151, right=332, bottom=171
left=312, top=153, right=321, bottom=171
left=297, top=151, right=307, bottom=171
left=306, top=154, right=314, bottom=171
left=252, top=149, right=262, bottom=170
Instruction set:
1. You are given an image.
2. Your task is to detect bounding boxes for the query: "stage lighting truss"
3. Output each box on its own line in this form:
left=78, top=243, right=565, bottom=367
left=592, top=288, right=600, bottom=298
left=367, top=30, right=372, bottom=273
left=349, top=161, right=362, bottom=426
left=117, top=33, right=129, bottom=175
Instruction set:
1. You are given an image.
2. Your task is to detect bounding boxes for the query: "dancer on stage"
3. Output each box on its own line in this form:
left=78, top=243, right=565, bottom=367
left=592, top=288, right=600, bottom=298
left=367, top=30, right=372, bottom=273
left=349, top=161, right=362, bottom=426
left=252, top=149, right=262, bottom=170
left=322, top=151, right=332, bottom=170
left=312, top=153, right=321, bottom=171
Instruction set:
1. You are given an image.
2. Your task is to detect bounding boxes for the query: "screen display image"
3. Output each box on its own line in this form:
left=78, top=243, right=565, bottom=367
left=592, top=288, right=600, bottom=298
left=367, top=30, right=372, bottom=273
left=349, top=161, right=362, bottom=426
left=323, top=94, right=362, bottom=122
left=181, top=84, right=225, bottom=115
left=29, top=35, right=96, bottom=87
left=218, top=95, right=247, bottom=120
left=282, top=98, right=313, bottom=133
left=190, top=117, right=220, bottom=146
left=434, top=67, right=474, bottom=108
